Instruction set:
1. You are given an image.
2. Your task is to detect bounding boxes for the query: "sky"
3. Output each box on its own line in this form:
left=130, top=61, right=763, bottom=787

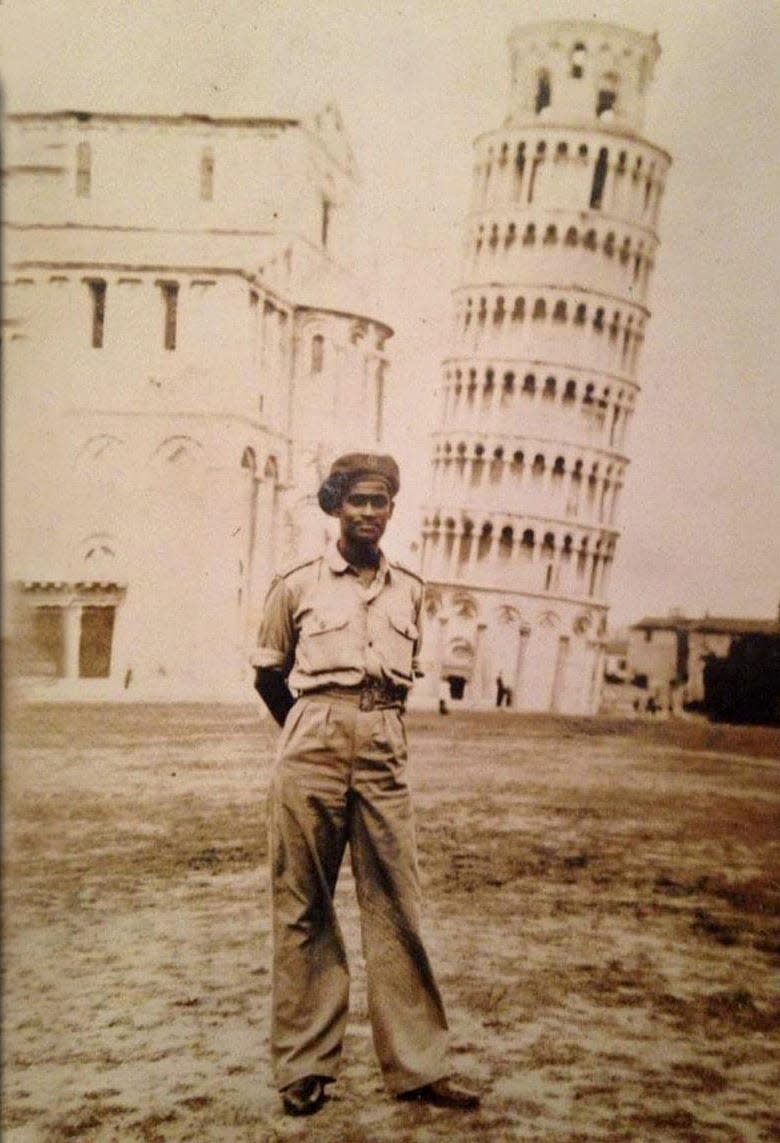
left=2, top=0, right=778, bottom=628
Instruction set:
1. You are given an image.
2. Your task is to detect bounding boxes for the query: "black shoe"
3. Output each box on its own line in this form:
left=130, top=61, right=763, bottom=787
left=281, top=1075, right=328, bottom=1116
left=398, top=1076, right=481, bottom=1109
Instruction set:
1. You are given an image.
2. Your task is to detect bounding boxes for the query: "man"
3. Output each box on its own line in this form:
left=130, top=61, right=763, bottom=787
left=253, top=453, right=480, bottom=1117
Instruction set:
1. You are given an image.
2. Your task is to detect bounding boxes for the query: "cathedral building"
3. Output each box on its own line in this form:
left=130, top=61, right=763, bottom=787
left=417, top=21, right=671, bottom=713
left=3, top=106, right=391, bottom=699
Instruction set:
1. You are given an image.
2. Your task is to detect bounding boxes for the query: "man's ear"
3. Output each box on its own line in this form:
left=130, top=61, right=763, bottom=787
left=387, top=499, right=395, bottom=519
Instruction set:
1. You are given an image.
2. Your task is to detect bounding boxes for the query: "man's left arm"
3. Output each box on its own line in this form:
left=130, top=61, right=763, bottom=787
left=411, top=584, right=424, bottom=680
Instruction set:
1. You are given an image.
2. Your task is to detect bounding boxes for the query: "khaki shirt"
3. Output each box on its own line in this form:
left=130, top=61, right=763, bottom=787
left=252, top=546, right=423, bottom=693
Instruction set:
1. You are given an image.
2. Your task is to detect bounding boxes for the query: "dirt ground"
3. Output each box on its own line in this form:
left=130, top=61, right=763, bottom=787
left=3, top=703, right=780, bottom=1143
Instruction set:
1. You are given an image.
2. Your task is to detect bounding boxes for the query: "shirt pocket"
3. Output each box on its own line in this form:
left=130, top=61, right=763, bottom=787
left=386, top=610, right=418, bottom=681
left=298, top=608, right=353, bottom=674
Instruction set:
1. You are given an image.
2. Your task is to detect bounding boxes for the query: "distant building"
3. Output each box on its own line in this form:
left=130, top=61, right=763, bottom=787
left=3, top=106, right=391, bottom=699
left=604, top=638, right=629, bottom=683
left=627, top=612, right=780, bottom=706
left=417, top=19, right=671, bottom=713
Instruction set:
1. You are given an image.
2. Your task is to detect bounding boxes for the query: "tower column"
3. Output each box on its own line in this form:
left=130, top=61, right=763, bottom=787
left=63, top=603, right=82, bottom=679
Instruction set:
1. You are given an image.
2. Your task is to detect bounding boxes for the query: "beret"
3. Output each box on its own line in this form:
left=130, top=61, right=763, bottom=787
left=317, top=452, right=400, bottom=515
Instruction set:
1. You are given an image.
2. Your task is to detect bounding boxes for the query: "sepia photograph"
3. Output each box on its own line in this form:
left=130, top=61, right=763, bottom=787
left=2, top=0, right=779, bottom=1139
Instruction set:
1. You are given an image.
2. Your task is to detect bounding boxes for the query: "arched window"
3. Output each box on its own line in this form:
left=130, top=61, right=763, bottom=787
left=604, top=231, right=616, bottom=256
left=521, top=529, right=535, bottom=548
left=552, top=299, right=567, bottom=323
left=86, top=278, right=107, bottom=348
left=502, top=371, right=515, bottom=394
left=597, top=87, right=617, bottom=119
left=457, top=441, right=467, bottom=456
left=553, top=456, right=565, bottom=476
left=489, top=223, right=499, bottom=249
left=543, top=224, right=558, bottom=245
left=493, top=296, right=506, bottom=325
left=484, top=368, right=495, bottom=391
left=76, top=141, right=91, bottom=197
left=556, top=141, right=568, bottom=158
left=474, top=443, right=485, bottom=458
left=574, top=303, right=587, bottom=325
left=493, top=446, right=504, bottom=460
left=590, top=147, right=608, bottom=209
left=512, top=296, right=525, bottom=322
left=543, top=532, right=556, bottom=551
left=623, top=315, right=634, bottom=359
left=584, top=383, right=595, bottom=404
left=634, top=242, right=644, bottom=281
left=476, top=224, right=484, bottom=253
left=532, top=297, right=546, bottom=320
left=593, top=307, right=605, bottom=332
left=565, top=226, right=579, bottom=247
left=572, top=460, right=584, bottom=480
left=563, top=534, right=573, bottom=554
left=535, top=71, right=551, bottom=114
left=571, top=41, right=587, bottom=77
left=564, top=379, right=576, bottom=402
left=522, top=372, right=536, bottom=393
left=505, top=222, right=517, bottom=248
left=515, top=142, right=526, bottom=172
left=522, top=223, right=536, bottom=246
left=583, top=229, right=597, bottom=250
left=200, top=147, right=215, bottom=200
left=478, top=521, right=493, bottom=559
left=499, top=526, right=514, bottom=553
left=477, top=297, right=488, bottom=324
left=311, top=333, right=324, bottom=374
left=532, top=453, right=545, bottom=474
left=543, top=376, right=557, bottom=399
left=512, top=449, right=525, bottom=466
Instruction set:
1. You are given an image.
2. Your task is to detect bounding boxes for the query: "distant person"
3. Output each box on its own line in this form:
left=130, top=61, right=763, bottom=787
left=438, top=677, right=450, bottom=715
left=496, top=674, right=511, bottom=708
left=253, top=453, right=480, bottom=1117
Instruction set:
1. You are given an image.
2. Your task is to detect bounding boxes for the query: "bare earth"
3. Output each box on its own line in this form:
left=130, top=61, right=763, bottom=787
left=3, top=704, right=780, bottom=1143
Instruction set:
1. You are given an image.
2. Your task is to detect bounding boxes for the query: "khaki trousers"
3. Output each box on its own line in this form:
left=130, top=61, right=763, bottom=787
left=269, top=695, right=450, bottom=1093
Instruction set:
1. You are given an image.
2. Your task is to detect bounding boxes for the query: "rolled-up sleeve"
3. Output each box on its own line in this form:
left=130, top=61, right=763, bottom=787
left=251, top=576, right=296, bottom=671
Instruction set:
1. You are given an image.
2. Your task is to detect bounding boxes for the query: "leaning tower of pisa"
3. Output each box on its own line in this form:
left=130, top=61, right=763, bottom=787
left=418, top=20, right=670, bottom=714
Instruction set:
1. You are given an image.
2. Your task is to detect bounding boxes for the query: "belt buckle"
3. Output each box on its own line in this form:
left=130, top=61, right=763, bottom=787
left=359, top=686, right=376, bottom=712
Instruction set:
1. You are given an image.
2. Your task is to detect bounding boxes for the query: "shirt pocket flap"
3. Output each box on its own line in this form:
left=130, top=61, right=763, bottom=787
left=388, top=612, right=418, bottom=642
left=305, top=610, right=350, bottom=637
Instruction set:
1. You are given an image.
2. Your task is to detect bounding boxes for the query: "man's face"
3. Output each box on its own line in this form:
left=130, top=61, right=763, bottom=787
left=338, top=476, right=394, bottom=547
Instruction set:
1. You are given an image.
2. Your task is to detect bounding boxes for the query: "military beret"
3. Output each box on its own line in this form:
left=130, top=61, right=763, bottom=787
left=317, top=452, right=400, bottom=515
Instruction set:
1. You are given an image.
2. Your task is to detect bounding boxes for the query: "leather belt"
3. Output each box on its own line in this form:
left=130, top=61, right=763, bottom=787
left=303, top=679, right=407, bottom=712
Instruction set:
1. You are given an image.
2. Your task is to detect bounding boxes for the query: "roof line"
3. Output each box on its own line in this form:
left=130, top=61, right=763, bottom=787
left=7, top=110, right=301, bottom=129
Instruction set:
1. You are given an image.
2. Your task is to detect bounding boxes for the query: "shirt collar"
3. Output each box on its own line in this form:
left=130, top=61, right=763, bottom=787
left=326, top=544, right=390, bottom=581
